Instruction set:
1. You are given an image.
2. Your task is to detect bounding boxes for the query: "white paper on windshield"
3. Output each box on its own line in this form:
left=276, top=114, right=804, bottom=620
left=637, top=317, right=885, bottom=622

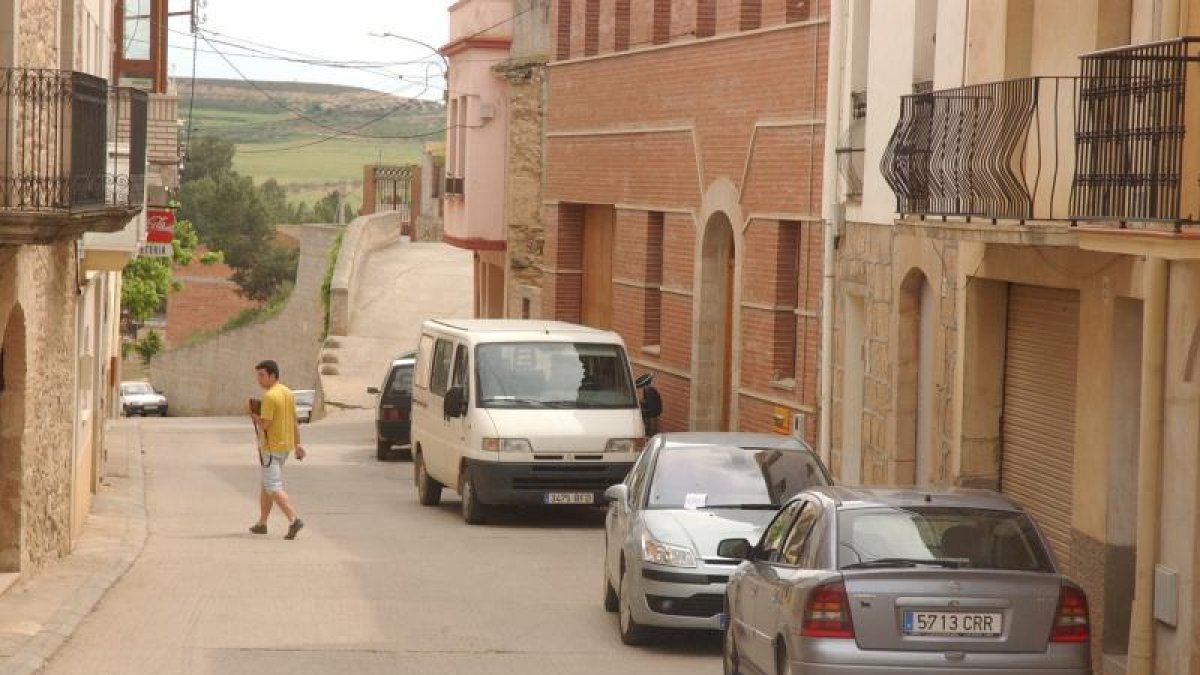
left=684, top=493, right=708, bottom=510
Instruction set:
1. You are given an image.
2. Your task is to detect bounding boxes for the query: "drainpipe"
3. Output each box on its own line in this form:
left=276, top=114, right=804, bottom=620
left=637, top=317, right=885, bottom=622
left=818, top=0, right=848, bottom=466
left=1127, top=256, right=1168, bottom=675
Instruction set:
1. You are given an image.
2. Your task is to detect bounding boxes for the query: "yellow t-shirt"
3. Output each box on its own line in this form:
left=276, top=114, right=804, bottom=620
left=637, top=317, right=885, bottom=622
left=260, top=383, right=296, bottom=453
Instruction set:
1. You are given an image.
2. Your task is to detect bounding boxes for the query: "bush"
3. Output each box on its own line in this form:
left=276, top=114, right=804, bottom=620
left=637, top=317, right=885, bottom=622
left=135, top=331, right=163, bottom=366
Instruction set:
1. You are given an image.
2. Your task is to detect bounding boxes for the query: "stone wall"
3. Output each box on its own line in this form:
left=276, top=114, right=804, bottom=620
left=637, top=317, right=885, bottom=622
left=147, top=226, right=339, bottom=415
left=19, top=0, right=58, bottom=69
left=328, top=212, right=403, bottom=336
left=0, top=241, right=79, bottom=575
left=496, top=58, right=547, bottom=318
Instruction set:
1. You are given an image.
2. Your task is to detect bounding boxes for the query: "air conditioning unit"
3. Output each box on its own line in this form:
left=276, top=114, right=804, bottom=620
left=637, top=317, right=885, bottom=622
left=479, top=102, right=496, bottom=120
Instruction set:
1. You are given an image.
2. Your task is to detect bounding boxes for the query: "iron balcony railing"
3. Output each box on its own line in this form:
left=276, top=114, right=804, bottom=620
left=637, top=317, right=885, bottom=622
left=881, top=77, right=1079, bottom=222
left=1072, top=37, right=1199, bottom=227
left=0, top=67, right=147, bottom=215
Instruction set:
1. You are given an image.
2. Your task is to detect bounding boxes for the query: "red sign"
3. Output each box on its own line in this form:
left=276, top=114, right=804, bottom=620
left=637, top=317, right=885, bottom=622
left=146, top=209, right=175, bottom=244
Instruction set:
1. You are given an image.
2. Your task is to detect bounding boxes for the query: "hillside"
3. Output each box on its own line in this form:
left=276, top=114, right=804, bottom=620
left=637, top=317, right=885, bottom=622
left=177, top=78, right=445, bottom=207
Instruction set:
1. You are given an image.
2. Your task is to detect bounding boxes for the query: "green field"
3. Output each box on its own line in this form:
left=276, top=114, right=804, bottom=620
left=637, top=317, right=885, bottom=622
left=182, top=78, right=443, bottom=209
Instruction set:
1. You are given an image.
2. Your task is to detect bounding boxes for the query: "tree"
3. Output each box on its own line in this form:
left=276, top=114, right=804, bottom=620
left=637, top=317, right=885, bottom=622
left=230, top=243, right=299, bottom=304
left=259, top=178, right=291, bottom=226
left=134, top=330, right=163, bottom=366
left=120, top=220, right=215, bottom=323
left=181, top=136, right=235, bottom=183
left=313, top=190, right=342, bottom=224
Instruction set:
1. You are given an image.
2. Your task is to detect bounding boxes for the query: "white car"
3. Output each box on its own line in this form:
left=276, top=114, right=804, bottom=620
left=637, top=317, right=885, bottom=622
left=294, top=389, right=315, bottom=424
left=119, top=381, right=168, bottom=417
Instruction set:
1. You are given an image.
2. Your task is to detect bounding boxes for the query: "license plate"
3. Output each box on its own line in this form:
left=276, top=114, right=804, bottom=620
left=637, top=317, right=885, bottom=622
left=903, top=611, right=1002, bottom=637
left=544, top=492, right=594, bottom=505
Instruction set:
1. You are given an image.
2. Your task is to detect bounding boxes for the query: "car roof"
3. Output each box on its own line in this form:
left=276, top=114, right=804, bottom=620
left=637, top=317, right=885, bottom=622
left=425, top=319, right=624, bottom=345
left=658, top=432, right=811, bottom=451
left=390, top=350, right=417, bottom=366
left=803, top=485, right=1023, bottom=512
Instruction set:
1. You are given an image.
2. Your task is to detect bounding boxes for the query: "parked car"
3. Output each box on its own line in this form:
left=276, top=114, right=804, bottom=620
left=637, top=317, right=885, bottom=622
left=294, top=389, right=315, bottom=424
left=719, top=487, right=1091, bottom=675
left=368, top=351, right=416, bottom=461
left=602, top=433, right=831, bottom=645
left=119, top=381, right=168, bottom=417
left=410, top=320, right=645, bottom=524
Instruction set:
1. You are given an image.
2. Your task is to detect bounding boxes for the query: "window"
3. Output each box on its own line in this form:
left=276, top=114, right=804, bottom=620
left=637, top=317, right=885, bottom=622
left=475, top=342, right=637, bottom=409
left=625, top=440, right=657, bottom=506
left=780, top=501, right=821, bottom=566
left=415, top=335, right=434, bottom=389
left=785, top=0, right=810, bottom=22
left=740, top=0, right=762, bottom=31
left=386, top=366, right=414, bottom=396
left=652, top=0, right=671, bottom=45
left=615, top=0, right=631, bottom=51
left=429, top=339, right=455, bottom=396
left=775, top=222, right=801, bottom=382
left=584, top=0, right=600, bottom=55
left=759, top=502, right=803, bottom=562
left=451, top=345, right=470, bottom=401
left=645, top=211, right=664, bottom=347
left=556, top=0, right=573, bottom=60
left=696, top=0, right=716, bottom=38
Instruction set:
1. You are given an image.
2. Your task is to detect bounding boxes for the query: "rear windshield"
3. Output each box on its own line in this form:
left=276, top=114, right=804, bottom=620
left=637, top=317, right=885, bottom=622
left=647, top=446, right=828, bottom=509
left=121, top=383, right=154, bottom=395
left=386, top=365, right=414, bottom=396
left=837, top=506, right=1054, bottom=572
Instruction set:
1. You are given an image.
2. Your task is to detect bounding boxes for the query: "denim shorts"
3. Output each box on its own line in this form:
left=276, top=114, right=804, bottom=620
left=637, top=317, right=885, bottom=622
left=260, top=452, right=290, bottom=492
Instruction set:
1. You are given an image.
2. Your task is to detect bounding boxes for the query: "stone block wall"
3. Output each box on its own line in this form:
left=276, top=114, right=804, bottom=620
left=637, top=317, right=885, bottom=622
left=498, top=58, right=547, bottom=318
left=0, top=241, right=79, bottom=576
left=19, top=0, right=59, bottom=69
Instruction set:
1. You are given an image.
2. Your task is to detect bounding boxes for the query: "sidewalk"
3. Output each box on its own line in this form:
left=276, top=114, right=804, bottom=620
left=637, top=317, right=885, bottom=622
left=0, top=419, right=147, bottom=675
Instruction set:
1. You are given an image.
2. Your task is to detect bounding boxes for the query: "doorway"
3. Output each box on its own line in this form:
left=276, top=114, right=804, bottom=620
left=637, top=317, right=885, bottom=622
left=0, top=305, right=25, bottom=573
left=582, top=205, right=615, bottom=329
left=841, top=293, right=865, bottom=484
left=694, top=212, right=736, bottom=431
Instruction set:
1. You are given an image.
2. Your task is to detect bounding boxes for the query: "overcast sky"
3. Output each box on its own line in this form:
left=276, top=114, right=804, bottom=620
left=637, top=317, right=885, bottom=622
left=164, top=1, right=452, bottom=99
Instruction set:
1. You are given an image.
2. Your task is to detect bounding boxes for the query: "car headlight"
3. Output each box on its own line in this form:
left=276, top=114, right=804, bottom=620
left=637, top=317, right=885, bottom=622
left=481, top=438, right=533, bottom=453
left=641, top=532, right=697, bottom=568
left=605, top=438, right=647, bottom=453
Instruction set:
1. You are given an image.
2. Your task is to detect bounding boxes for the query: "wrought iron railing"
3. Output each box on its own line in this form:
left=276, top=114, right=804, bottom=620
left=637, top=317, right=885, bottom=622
left=881, top=77, right=1079, bottom=222
left=1071, top=37, right=1199, bottom=227
left=0, top=67, right=146, bottom=214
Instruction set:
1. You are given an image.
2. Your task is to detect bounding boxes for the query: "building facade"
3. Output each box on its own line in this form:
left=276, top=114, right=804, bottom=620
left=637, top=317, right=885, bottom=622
left=1, top=0, right=147, bottom=572
left=827, top=1, right=1200, bottom=673
left=541, top=0, right=829, bottom=437
left=442, top=0, right=514, bottom=318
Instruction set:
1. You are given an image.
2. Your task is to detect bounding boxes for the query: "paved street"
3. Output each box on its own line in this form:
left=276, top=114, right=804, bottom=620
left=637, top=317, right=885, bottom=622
left=40, top=413, right=719, bottom=675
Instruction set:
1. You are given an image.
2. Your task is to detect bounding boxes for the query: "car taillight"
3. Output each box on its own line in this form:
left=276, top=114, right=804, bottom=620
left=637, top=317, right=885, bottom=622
left=1050, top=585, right=1090, bottom=643
left=801, top=580, right=855, bottom=639
left=382, top=407, right=409, bottom=421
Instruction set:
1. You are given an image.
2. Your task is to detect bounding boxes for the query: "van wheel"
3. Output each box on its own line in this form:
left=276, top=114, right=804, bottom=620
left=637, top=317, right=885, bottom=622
left=376, top=440, right=390, bottom=461
left=396, top=447, right=412, bottom=462
left=415, top=453, right=441, bottom=506
left=460, top=469, right=487, bottom=525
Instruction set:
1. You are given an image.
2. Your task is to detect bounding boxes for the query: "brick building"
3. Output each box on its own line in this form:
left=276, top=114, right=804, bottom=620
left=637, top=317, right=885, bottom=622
left=541, top=0, right=829, bottom=438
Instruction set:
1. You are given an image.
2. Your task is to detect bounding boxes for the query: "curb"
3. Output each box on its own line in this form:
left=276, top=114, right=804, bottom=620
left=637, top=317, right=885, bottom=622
left=0, top=422, right=149, bottom=675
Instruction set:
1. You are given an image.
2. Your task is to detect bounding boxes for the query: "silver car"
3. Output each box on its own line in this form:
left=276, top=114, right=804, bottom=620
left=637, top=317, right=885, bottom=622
left=602, top=433, right=831, bottom=645
left=720, top=487, right=1091, bottom=675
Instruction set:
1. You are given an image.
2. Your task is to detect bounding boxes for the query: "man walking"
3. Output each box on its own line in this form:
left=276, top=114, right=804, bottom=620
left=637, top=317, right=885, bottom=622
left=247, top=359, right=305, bottom=540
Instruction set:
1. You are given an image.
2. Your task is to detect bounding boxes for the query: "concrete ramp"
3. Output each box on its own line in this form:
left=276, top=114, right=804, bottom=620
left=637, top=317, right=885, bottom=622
left=321, top=241, right=472, bottom=410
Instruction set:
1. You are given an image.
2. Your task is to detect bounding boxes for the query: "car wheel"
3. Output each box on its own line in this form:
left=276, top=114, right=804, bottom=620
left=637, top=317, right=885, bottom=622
left=414, top=453, right=441, bottom=506
left=376, top=439, right=390, bottom=461
left=603, top=567, right=619, bottom=613
left=460, top=469, right=486, bottom=525
left=723, top=622, right=743, bottom=675
left=618, top=564, right=651, bottom=646
left=395, top=446, right=412, bottom=462
left=160, top=408, right=168, bottom=417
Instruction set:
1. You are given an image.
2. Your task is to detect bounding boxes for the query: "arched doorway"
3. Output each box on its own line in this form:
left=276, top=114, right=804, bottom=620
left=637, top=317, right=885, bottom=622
left=898, top=269, right=934, bottom=487
left=0, top=305, right=25, bottom=572
left=694, top=212, right=736, bottom=431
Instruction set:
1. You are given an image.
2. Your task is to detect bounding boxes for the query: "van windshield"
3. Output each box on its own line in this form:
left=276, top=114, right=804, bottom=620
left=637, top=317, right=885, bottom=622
left=476, top=342, right=638, bottom=409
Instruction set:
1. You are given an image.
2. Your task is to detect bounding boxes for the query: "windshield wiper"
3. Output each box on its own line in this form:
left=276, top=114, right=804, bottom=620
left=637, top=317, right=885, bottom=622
left=480, top=397, right=549, bottom=408
left=842, top=557, right=964, bottom=570
left=699, top=504, right=780, bottom=510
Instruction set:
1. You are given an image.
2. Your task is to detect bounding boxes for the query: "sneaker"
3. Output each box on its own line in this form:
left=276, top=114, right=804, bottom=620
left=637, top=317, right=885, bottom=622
left=249, top=523, right=267, bottom=535
left=284, top=518, right=304, bottom=540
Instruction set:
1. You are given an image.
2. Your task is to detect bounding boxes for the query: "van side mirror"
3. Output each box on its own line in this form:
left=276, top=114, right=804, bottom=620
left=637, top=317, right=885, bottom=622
left=443, top=385, right=467, bottom=418
left=367, top=387, right=380, bottom=395
left=717, top=538, right=753, bottom=560
left=603, top=484, right=629, bottom=505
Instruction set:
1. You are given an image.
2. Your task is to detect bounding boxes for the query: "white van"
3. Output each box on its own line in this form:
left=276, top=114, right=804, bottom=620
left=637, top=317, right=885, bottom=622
left=411, top=319, right=646, bottom=524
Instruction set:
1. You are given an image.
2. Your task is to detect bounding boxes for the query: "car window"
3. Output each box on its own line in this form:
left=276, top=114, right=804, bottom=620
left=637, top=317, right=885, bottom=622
left=645, top=445, right=825, bottom=509
left=121, top=383, right=154, bottom=396
left=294, top=391, right=314, bottom=405
left=451, top=345, right=469, bottom=401
left=780, top=501, right=821, bottom=566
left=836, top=506, right=1055, bottom=572
left=386, top=365, right=414, bottom=396
left=429, top=339, right=455, bottom=396
left=758, top=501, right=803, bottom=562
left=625, top=441, right=657, bottom=507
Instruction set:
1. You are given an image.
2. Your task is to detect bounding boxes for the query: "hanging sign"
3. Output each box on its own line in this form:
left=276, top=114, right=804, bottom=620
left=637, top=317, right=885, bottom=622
left=146, top=209, right=175, bottom=244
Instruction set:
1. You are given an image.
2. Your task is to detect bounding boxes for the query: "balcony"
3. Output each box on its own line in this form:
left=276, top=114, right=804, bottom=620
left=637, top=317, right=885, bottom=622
left=882, top=38, right=1199, bottom=233
left=881, top=77, right=1079, bottom=223
left=0, top=68, right=147, bottom=245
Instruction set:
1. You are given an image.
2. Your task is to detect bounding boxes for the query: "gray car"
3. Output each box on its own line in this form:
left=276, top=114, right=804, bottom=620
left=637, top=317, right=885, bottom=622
left=602, top=433, right=831, bottom=645
left=719, top=487, right=1091, bottom=675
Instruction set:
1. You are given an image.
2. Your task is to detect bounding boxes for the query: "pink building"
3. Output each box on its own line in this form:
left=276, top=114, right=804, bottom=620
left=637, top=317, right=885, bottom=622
left=441, top=0, right=513, bottom=318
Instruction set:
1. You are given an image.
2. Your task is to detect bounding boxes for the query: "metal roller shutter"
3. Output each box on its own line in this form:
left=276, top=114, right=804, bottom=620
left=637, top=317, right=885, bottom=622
left=1001, top=285, right=1080, bottom=574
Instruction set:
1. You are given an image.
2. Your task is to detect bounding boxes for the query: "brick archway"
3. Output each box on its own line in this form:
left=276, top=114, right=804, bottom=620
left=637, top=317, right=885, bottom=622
left=693, top=211, right=736, bottom=431
left=0, top=305, right=24, bottom=572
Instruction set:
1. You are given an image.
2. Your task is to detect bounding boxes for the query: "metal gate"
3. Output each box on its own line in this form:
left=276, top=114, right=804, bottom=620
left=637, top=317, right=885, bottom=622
left=1001, top=285, right=1080, bottom=574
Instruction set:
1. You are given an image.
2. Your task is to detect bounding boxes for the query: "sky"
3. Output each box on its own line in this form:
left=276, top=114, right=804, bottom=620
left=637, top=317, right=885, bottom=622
left=161, top=1, right=453, bottom=99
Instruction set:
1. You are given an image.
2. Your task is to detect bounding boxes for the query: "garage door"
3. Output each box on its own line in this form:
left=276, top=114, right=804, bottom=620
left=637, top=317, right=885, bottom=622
left=1001, top=285, right=1080, bottom=574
